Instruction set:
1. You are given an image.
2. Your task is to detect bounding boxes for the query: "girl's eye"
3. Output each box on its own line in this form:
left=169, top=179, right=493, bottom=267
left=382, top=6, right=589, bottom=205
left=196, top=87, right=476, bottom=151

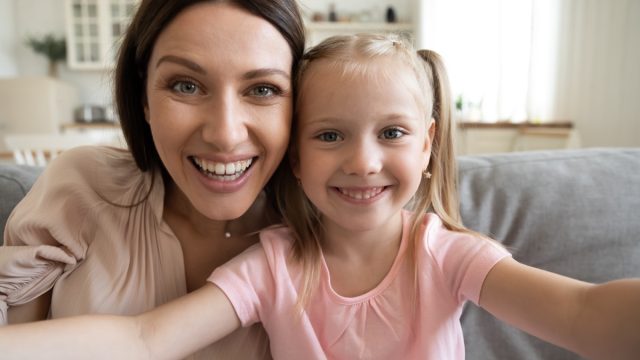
left=381, top=127, right=406, bottom=140
left=249, top=85, right=280, bottom=97
left=171, top=80, right=199, bottom=95
left=317, top=131, right=342, bottom=142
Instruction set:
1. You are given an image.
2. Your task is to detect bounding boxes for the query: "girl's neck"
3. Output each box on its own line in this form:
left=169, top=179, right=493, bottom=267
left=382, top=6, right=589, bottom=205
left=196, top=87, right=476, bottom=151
left=321, top=211, right=404, bottom=262
left=320, top=211, right=405, bottom=297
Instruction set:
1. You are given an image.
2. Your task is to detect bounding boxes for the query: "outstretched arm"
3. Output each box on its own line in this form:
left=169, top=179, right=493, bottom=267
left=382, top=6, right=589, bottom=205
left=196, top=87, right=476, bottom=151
left=480, top=257, right=640, bottom=359
left=0, top=283, right=241, bottom=360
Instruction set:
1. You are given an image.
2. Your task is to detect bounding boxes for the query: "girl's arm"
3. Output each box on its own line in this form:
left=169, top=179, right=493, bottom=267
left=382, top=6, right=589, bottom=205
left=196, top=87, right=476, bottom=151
left=480, top=257, right=640, bottom=359
left=0, top=283, right=241, bottom=360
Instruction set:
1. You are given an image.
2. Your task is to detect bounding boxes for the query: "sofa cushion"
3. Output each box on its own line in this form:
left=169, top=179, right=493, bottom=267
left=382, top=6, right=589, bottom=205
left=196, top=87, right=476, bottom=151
left=458, top=148, right=640, bottom=359
left=0, top=164, right=42, bottom=244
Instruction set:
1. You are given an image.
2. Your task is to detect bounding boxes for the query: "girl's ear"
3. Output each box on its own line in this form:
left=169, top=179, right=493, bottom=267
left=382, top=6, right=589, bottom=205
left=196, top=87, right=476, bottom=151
left=422, top=118, right=436, bottom=168
left=289, top=142, right=301, bottom=179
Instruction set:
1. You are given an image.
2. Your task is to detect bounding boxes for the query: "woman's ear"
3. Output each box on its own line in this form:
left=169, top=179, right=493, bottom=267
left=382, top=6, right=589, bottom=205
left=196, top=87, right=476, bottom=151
left=144, top=103, right=150, bottom=123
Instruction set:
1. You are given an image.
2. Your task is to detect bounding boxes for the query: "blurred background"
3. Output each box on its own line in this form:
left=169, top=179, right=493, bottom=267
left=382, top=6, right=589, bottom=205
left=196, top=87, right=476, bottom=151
left=0, top=0, right=638, bottom=165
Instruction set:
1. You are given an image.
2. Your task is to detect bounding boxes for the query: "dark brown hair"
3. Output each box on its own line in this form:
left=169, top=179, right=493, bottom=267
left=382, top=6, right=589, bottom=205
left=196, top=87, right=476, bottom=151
left=115, top=0, right=306, bottom=173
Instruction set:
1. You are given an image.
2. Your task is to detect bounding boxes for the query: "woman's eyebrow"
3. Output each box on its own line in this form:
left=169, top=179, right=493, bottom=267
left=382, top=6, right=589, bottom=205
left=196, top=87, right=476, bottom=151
left=156, top=55, right=206, bottom=74
left=243, top=68, right=290, bottom=80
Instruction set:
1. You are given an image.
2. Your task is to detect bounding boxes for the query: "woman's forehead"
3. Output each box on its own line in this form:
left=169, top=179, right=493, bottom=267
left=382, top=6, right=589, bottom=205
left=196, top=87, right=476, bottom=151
left=151, top=2, right=292, bottom=72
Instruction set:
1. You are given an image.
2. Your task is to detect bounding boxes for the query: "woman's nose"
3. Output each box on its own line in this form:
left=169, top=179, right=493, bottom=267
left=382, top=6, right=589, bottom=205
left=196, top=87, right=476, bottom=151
left=201, top=91, right=248, bottom=151
left=342, top=140, right=383, bottom=176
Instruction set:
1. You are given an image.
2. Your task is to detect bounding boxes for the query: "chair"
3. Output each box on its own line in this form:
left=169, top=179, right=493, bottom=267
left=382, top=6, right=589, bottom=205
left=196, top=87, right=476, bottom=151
left=4, top=132, right=124, bottom=166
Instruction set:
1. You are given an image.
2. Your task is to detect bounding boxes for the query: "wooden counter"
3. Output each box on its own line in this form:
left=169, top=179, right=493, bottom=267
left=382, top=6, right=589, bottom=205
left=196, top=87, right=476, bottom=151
left=456, top=120, right=579, bottom=155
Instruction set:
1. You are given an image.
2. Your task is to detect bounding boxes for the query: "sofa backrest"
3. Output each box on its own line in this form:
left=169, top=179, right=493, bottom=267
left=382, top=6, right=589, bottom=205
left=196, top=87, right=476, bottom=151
left=1, top=149, right=639, bottom=358
left=458, top=148, right=640, bottom=359
left=0, top=164, right=42, bottom=244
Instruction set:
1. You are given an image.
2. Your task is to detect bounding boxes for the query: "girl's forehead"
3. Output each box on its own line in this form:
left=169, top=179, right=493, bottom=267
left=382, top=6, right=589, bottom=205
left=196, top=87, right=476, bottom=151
left=299, top=57, right=426, bottom=108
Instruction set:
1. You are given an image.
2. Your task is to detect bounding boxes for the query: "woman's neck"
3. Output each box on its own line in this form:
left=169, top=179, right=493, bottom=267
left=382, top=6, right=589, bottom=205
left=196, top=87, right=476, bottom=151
left=164, top=181, right=226, bottom=238
left=162, top=180, right=270, bottom=291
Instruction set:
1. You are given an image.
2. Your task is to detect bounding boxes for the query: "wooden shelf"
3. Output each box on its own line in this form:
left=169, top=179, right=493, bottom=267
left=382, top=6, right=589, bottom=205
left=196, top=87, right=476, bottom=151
left=457, top=120, right=573, bottom=129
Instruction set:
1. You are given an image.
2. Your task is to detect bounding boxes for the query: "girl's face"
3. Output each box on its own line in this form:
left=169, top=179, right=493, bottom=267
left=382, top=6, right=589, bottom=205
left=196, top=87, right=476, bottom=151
left=145, top=2, right=293, bottom=220
left=294, top=59, right=435, bottom=235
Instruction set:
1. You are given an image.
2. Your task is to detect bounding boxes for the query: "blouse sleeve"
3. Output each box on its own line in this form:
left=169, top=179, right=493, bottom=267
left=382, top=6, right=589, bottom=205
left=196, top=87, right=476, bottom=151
left=422, top=214, right=511, bottom=305
left=0, top=147, right=104, bottom=325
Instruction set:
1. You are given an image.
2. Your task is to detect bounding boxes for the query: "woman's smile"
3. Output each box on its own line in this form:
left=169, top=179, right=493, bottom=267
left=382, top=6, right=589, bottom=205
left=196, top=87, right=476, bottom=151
left=190, top=156, right=255, bottom=181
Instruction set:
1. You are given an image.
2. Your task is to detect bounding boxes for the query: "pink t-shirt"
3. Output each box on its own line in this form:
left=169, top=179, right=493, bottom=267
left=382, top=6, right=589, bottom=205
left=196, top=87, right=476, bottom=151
left=209, top=211, right=510, bottom=359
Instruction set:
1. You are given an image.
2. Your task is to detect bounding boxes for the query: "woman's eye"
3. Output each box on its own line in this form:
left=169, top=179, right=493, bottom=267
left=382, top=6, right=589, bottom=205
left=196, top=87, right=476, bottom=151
left=381, top=128, right=405, bottom=140
left=249, top=85, right=280, bottom=97
left=318, top=131, right=342, bottom=142
left=171, top=80, right=199, bottom=95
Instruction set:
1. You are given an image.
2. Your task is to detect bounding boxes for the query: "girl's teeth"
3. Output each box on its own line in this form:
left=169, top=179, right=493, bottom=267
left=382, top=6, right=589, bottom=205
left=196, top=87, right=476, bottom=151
left=339, top=187, right=383, bottom=200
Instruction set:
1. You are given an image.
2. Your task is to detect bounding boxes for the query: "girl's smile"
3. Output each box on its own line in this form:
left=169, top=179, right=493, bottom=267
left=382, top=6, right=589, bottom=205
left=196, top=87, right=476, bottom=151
left=333, top=186, right=388, bottom=203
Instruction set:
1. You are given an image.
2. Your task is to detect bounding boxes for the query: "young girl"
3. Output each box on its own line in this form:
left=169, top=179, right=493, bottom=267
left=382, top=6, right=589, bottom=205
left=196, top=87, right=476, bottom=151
left=1, top=34, right=638, bottom=360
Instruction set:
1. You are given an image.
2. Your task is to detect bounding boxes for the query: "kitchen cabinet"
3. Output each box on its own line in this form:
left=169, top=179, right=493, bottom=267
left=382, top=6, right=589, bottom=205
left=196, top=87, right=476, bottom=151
left=64, top=0, right=138, bottom=69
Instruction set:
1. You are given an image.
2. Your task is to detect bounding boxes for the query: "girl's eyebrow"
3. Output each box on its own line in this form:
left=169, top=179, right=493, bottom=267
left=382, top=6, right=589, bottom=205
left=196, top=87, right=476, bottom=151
left=156, top=55, right=206, bottom=74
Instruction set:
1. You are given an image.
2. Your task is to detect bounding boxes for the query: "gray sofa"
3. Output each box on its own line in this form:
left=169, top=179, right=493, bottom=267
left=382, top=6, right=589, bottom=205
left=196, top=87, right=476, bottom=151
left=1, top=148, right=639, bottom=359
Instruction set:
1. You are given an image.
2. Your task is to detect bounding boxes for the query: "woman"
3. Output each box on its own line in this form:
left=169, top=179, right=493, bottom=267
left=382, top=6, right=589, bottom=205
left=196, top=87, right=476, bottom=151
left=0, top=0, right=304, bottom=358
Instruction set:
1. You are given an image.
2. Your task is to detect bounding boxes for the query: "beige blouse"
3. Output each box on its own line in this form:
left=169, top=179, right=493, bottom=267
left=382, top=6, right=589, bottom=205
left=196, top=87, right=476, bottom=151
left=0, top=146, right=271, bottom=359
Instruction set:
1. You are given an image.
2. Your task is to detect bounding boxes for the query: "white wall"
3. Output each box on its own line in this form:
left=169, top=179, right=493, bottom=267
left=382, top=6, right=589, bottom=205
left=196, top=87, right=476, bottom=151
left=553, top=0, right=640, bottom=148
left=0, top=0, right=17, bottom=77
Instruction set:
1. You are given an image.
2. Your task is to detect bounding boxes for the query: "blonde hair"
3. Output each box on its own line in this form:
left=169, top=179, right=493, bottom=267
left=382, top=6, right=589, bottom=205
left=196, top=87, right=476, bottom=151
left=274, top=33, right=471, bottom=310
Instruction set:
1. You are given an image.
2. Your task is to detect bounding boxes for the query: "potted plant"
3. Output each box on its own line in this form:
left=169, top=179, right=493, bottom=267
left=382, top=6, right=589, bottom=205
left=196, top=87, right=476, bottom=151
left=25, top=34, right=67, bottom=78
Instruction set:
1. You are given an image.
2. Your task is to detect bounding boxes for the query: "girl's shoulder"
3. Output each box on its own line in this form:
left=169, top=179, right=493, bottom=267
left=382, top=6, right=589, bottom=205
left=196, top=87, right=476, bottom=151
left=414, top=212, right=511, bottom=304
left=259, top=225, right=295, bottom=254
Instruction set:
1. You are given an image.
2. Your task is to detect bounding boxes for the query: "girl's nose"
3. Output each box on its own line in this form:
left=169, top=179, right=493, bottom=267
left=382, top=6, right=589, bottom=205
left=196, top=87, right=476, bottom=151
left=342, top=140, right=383, bottom=176
left=201, top=91, right=249, bottom=151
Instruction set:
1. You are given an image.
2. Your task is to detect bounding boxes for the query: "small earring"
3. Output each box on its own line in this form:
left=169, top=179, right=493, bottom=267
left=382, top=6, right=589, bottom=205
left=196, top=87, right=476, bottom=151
left=423, top=170, right=432, bottom=179
left=296, top=178, right=302, bottom=186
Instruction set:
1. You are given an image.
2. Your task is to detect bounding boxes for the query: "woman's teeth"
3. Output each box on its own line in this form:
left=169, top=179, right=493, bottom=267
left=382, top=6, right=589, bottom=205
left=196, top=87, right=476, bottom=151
left=338, top=187, right=384, bottom=200
left=192, top=157, right=253, bottom=180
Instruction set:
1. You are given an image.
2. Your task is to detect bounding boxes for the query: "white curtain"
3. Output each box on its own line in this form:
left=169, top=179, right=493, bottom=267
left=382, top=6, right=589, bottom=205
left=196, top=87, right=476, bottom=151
left=416, top=0, right=559, bottom=122
left=415, top=0, right=640, bottom=148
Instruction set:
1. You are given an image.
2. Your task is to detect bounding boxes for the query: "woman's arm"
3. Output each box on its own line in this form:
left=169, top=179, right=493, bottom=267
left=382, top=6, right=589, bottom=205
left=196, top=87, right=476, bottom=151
left=7, top=290, right=52, bottom=323
left=480, top=257, right=640, bottom=359
left=0, top=283, right=241, bottom=360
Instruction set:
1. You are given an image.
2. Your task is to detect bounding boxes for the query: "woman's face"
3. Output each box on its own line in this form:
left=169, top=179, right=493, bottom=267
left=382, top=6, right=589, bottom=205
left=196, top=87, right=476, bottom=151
left=145, top=2, right=293, bottom=220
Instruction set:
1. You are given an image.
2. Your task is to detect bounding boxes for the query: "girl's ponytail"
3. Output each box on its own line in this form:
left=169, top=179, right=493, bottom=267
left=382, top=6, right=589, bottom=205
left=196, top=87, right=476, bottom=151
left=413, top=50, right=464, bottom=231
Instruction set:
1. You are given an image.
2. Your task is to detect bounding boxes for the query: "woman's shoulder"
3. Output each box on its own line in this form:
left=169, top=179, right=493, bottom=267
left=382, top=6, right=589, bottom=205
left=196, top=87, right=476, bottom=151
left=40, top=146, right=158, bottom=204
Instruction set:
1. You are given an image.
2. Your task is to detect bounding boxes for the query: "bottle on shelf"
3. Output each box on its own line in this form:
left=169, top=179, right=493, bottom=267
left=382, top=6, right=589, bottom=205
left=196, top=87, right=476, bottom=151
left=386, top=6, right=397, bottom=23
left=328, top=3, right=337, bottom=22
